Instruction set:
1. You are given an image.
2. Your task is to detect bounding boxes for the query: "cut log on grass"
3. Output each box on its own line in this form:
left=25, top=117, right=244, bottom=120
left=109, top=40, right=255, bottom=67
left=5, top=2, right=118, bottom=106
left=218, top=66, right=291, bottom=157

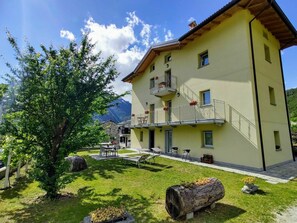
left=165, top=178, right=225, bottom=220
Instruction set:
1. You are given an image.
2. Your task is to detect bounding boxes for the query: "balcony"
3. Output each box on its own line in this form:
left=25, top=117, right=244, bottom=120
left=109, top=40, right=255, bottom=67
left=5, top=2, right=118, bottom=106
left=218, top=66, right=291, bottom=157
left=131, top=99, right=225, bottom=128
left=150, top=75, right=177, bottom=97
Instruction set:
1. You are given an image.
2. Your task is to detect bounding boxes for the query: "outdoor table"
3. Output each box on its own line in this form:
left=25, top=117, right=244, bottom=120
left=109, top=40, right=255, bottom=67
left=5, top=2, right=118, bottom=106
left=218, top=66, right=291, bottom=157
left=101, top=145, right=116, bottom=157
left=182, top=149, right=191, bottom=160
left=99, top=142, right=112, bottom=156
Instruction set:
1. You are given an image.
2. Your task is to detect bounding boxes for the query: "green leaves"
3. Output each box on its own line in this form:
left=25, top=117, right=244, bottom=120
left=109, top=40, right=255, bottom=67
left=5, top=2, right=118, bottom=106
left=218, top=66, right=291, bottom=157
left=3, top=32, right=120, bottom=198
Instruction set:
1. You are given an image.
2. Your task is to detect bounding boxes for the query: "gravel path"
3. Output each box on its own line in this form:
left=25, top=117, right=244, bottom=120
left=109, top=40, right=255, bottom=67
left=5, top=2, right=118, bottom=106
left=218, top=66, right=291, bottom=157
left=276, top=205, right=297, bottom=223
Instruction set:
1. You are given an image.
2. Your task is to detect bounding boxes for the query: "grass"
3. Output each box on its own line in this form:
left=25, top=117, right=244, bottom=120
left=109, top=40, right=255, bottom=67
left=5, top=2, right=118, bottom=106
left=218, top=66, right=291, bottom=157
left=0, top=149, right=296, bottom=223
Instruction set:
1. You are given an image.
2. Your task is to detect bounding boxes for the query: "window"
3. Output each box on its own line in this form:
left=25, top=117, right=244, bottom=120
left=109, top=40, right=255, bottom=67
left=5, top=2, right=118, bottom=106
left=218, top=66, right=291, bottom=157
left=264, top=44, right=271, bottom=63
left=269, top=86, right=276, bottom=105
left=201, top=90, right=211, bottom=106
left=263, top=31, right=268, bottom=40
left=274, top=131, right=281, bottom=151
left=203, top=131, right=213, bottom=147
left=150, top=78, right=155, bottom=89
left=150, top=63, right=155, bottom=72
left=199, top=51, right=209, bottom=68
left=120, top=137, right=125, bottom=143
left=164, top=54, right=172, bottom=63
left=140, top=131, right=143, bottom=142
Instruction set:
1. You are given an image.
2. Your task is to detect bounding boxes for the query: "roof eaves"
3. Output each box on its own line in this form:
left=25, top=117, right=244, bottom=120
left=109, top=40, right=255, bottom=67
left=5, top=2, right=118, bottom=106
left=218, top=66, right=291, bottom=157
left=179, top=0, right=241, bottom=42
left=270, top=0, right=297, bottom=37
left=122, top=71, right=135, bottom=82
left=122, top=39, right=180, bottom=82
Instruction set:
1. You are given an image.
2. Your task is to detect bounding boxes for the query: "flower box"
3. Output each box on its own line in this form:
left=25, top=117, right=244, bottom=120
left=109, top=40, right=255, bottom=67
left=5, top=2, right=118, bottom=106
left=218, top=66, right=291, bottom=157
left=189, top=100, right=197, bottom=106
left=200, top=154, right=213, bottom=164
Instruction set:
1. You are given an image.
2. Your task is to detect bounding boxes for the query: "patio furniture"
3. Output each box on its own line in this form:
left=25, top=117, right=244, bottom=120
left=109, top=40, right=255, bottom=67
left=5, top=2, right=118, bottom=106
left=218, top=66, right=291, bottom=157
left=182, top=149, right=191, bottom=160
left=151, top=147, right=162, bottom=154
left=110, top=145, right=120, bottom=157
left=123, top=154, right=151, bottom=168
left=137, top=116, right=148, bottom=124
left=146, top=154, right=160, bottom=163
left=171, top=147, right=179, bottom=156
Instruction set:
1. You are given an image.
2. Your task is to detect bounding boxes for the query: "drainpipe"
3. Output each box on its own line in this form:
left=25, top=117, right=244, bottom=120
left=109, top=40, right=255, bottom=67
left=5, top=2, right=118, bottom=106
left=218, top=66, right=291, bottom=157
left=248, top=0, right=274, bottom=171
left=278, top=46, right=296, bottom=161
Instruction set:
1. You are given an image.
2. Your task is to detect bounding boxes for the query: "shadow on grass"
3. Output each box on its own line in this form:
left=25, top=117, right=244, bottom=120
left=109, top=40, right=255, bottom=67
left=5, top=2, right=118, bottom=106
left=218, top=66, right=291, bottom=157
left=0, top=176, right=33, bottom=200
left=0, top=186, right=162, bottom=223
left=254, top=189, right=267, bottom=195
left=189, top=203, right=246, bottom=222
left=68, top=156, right=171, bottom=182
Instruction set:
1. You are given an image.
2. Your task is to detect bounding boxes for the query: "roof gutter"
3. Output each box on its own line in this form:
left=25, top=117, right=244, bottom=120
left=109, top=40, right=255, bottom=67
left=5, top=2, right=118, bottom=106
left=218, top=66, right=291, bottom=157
left=249, top=0, right=274, bottom=171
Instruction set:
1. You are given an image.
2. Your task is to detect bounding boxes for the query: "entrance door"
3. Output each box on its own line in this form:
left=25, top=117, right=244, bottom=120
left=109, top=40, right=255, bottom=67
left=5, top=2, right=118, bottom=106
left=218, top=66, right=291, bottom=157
left=149, top=130, right=155, bottom=149
left=165, top=130, right=173, bottom=153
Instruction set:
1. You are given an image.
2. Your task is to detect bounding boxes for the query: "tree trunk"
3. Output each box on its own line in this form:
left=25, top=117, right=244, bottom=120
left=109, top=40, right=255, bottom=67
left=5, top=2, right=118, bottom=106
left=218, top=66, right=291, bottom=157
left=3, top=147, right=12, bottom=188
left=45, top=119, right=68, bottom=199
left=165, top=178, right=225, bottom=220
left=16, top=162, right=21, bottom=179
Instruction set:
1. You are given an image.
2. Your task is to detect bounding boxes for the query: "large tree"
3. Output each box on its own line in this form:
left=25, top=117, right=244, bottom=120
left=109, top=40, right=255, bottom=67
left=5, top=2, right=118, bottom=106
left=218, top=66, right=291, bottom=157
left=3, top=33, right=119, bottom=198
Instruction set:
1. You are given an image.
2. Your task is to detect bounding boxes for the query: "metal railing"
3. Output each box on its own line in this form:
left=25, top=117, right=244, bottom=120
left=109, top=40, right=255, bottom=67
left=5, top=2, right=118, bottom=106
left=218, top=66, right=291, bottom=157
left=229, top=106, right=257, bottom=147
left=131, top=99, right=225, bottom=126
left=150, top=75, right=177, bottom=96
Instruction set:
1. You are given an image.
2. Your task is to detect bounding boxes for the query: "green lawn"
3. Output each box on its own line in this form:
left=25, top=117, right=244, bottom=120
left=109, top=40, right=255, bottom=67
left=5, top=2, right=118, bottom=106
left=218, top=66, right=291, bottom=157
left=0, top=149, right=297, bottom=223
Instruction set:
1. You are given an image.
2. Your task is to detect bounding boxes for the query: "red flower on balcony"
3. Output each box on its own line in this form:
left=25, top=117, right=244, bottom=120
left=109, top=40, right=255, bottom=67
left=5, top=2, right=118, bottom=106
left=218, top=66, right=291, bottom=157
left=163, top=106, right=169, bottom=111
left=189, top=100, right=197, bottom=106
left=145, top=110, right=150, bottom=114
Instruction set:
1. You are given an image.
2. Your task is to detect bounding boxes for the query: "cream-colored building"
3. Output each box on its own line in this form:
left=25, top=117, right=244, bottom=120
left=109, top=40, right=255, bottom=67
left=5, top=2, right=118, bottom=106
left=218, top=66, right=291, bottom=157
left=122, top=0, right=297, bottom=171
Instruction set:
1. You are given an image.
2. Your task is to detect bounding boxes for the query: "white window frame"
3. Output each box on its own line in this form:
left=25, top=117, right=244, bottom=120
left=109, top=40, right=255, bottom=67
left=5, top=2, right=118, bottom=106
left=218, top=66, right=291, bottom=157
left=199, top=51, right=209, bottom=68
left=201, top=90, right=211, bottom=106
left=164, top=54, right=172, bottom=63
left=150, top=63, right=155, bottom=72
left=203, top=131, right=213, bottom=148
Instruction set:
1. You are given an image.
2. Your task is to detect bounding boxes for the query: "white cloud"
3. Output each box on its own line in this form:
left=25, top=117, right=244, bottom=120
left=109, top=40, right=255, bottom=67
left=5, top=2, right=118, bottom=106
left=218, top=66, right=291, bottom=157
left=60, top=29, right=76, bottom=41
left=126, top=11, right=140, bottom=27
left=61, top=12, right=174, bottom=101
left=164, top=29, right=174, bottom=41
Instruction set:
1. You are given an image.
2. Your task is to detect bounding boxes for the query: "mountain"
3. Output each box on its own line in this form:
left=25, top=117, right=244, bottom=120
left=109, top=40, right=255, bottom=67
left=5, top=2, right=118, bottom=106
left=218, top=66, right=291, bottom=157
left=94, top=98, right=131, bottom=123
left=286, top=88, right=297, bottom=122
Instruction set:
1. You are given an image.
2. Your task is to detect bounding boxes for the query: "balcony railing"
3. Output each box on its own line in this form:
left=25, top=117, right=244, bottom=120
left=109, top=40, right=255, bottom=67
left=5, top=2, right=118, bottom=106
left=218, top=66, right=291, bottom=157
left=150, top=75, right=177, bottom=97
left=131, top=99, right=225, bottom=127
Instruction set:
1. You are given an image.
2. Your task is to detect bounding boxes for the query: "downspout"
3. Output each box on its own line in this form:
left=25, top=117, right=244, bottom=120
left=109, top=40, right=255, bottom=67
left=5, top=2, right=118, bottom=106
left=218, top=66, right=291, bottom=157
left=279, top=45, right=296, bottom=161
left=248, top=1, right=273, bottom=171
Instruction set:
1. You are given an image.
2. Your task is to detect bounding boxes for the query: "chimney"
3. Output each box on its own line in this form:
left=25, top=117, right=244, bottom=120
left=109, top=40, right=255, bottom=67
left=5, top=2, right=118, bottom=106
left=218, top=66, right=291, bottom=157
left=188, top=20, right=197, bottom=30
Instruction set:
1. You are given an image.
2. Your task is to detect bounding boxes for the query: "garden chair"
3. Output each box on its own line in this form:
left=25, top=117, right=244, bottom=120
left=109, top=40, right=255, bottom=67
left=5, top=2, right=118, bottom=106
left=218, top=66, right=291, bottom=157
left=151, top=147, right=162, bottom=154
left=123, top=153, right=160, bottom=168
left=145, top=154, right=160, bottom=164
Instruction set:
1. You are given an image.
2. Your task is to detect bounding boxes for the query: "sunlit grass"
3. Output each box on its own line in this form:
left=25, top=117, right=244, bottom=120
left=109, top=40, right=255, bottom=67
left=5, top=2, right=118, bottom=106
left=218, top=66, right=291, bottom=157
left=0, top=149, right=296, bottom=222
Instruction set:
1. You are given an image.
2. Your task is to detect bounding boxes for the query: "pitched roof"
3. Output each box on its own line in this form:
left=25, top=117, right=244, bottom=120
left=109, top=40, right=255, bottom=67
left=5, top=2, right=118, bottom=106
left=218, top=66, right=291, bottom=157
left=122, top=0, right=297, bottom=83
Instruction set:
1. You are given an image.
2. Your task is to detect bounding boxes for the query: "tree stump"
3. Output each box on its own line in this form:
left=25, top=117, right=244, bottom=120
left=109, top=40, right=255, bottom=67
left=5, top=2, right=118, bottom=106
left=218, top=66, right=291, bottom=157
left=66, top=156, right=88, bottom=172
left=165, top=178, right=225, bottom=220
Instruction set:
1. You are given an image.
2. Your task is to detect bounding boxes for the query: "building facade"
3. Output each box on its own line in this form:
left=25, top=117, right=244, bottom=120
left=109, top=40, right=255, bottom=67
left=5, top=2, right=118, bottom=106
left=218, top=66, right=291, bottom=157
left=122, top=0, right=297, bottom=171
left=118, top=120, right=131, bottom=148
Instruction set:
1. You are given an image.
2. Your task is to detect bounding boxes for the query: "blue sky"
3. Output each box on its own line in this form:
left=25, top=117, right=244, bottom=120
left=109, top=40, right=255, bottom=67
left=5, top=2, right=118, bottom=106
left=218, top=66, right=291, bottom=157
left=0, top=0, right=296, bottom=100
